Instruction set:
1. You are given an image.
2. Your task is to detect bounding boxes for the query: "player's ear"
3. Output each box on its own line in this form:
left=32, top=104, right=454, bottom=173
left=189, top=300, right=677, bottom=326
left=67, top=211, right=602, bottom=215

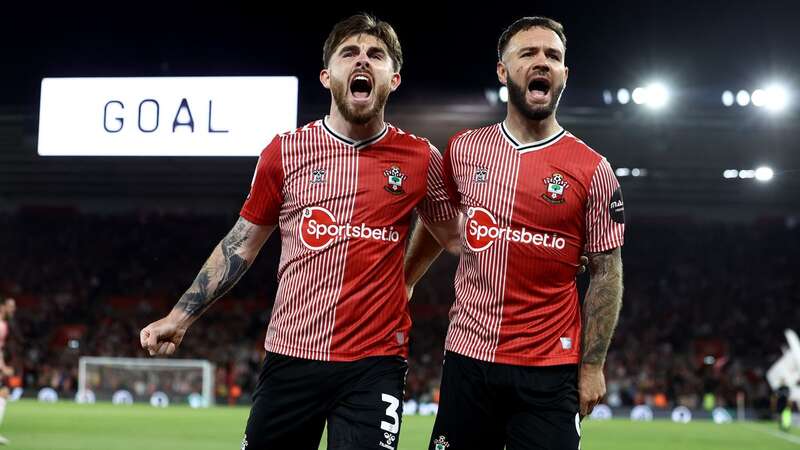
left=320, top=68, right=331, bottom=90
left=496, top=60, right=507, bottom=86
left=389, top=72, right=401, bottom=92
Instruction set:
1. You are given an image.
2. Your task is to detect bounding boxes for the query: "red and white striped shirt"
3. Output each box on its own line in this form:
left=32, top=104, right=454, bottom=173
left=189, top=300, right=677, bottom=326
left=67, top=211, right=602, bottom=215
left=240, top=118, right=456, bottom=361
left=443, top=122, right=625, bottom=366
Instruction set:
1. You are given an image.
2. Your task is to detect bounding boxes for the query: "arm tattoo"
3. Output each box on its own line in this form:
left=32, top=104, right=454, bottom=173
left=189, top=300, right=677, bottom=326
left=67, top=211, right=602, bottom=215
left=581, top=248, right=624, bottom=365
left=175, top=217, right=253, bottom=317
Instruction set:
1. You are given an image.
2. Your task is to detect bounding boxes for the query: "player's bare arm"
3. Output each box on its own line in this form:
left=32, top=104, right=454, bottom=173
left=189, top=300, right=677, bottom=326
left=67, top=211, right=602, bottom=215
left=140, top=217, right=274, bottom=356
left=579, top=247, right=623, bottom=417
left=403, top=215, right=460, bottom=299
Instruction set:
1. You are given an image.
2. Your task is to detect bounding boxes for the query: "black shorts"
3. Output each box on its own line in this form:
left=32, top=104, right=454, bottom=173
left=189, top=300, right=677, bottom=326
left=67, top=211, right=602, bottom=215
left=429, top=352, right=580, bottom=450
left=242, top=352, right=407, bottom=450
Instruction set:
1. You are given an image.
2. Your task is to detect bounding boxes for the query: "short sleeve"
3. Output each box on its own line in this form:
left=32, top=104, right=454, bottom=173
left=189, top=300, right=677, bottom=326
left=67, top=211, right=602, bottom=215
left=240, top=135, right=284, bottom=225
left=416, top=143, right=459, bottom=224
left=584, top=158, right=625, bottom=253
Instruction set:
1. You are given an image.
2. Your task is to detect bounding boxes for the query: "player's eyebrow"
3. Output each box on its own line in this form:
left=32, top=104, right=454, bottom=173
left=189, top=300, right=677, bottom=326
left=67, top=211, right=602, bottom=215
left=338, top=45, right=361, bottom=56
left=339, top=44, right=387, bottom=57
left=517, top=46, right=563, bottom=59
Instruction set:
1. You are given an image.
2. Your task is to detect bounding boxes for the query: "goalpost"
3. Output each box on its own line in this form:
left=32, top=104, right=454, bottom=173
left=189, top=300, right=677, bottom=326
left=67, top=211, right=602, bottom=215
left=78, top=356, right=215, bottom=407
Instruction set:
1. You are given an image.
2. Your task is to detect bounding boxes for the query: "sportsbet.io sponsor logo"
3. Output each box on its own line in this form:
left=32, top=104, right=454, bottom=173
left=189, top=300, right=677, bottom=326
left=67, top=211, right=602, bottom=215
left=465, top=207, right=566, bottom=252
left=299, top=206, right=400, bottom=251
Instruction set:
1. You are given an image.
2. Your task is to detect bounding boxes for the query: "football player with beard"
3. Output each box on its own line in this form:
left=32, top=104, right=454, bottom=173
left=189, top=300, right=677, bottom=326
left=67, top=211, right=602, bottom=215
left=141, top=13, right=458, bottom=450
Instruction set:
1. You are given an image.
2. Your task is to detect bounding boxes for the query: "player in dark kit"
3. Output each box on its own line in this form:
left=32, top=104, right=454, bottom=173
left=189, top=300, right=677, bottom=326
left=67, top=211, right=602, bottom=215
left=405, top=17, right=625, bottom=450
left=140, top=14, right=458, bottom=450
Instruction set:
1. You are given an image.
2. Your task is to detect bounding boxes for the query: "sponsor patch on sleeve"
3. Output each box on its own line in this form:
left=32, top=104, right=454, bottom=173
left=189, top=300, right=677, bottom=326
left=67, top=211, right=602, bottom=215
left=609, top=187, right=625, bottom=224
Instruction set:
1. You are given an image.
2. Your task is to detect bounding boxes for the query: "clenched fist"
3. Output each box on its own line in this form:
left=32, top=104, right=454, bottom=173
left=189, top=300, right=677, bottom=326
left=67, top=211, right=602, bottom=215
left=578, top=363, right=606, bottom=418
left=140, top=315, right=189, bottom=357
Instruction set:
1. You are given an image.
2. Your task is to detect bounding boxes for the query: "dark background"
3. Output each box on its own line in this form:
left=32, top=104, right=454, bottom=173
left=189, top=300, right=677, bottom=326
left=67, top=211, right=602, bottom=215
left=3, top=1, right=799, bottom=108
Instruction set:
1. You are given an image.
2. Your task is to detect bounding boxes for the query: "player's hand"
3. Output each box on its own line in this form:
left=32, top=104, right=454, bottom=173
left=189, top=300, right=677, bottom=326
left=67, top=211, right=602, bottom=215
left=577, top=255, right=589, bottom=275
left=578, top=363, right=606, bottom=419
left=140, top=316, right=188, bottom=357
left=0, top=366, right=12, bottom=377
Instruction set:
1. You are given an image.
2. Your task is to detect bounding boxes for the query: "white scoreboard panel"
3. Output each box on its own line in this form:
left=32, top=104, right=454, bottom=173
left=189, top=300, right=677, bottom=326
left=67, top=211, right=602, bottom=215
left=38, top=76, right=298, bottom=156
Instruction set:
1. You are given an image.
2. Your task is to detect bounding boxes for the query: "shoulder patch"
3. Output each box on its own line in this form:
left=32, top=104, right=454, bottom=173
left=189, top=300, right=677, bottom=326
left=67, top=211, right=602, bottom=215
left=610, top=187, right=625, bottom=224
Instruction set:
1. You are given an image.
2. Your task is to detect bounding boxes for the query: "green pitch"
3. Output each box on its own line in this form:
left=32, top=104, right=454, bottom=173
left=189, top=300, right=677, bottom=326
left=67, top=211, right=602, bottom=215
left=7, top=400, right=800, bottom=449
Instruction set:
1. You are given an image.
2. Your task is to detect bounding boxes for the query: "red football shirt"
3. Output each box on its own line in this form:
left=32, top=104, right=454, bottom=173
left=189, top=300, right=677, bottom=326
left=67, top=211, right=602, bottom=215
left=240, top=118, right=456, bottom=361
left=442, top=122, right=625, bottom=366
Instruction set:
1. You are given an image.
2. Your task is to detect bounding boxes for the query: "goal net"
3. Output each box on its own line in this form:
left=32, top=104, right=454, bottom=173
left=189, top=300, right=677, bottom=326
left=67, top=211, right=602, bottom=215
left=78, top=356, right=215, bottom=407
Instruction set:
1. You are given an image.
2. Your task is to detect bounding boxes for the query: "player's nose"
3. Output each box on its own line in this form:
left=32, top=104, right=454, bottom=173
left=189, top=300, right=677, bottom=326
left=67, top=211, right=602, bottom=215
left=354, top=56, right=370, bottom=69
left=354, top=48, right=370, bottom=67
left=531, top=58, right=550, bottom=72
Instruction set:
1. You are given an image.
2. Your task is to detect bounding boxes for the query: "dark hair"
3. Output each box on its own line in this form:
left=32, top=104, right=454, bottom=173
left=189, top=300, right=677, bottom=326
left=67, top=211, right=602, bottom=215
left=323, top=13, right=403, bottom=72
left=497, top=16, right=566, bottom=60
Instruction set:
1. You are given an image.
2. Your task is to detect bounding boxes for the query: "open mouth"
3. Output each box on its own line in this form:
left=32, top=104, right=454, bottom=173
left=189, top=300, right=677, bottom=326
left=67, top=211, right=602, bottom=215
left=350, top=74, right=373, bottom=100
left=528, top=77, right=551, bottom=99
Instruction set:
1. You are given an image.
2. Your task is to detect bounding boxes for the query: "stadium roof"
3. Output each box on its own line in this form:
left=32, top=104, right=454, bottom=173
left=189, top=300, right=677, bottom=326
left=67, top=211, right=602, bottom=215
left=3, top=1, right=799, bottom=108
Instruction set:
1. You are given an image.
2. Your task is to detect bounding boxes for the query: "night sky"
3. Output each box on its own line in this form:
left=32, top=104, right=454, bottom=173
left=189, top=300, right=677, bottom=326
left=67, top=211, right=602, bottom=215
left=3, top=0, right=799, bottom=109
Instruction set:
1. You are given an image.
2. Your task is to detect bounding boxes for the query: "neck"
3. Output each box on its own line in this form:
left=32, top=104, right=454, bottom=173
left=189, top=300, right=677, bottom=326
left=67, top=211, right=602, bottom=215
left=503, top=103, right=561, bottom=144
left=326, top=103, right=385, bottom=141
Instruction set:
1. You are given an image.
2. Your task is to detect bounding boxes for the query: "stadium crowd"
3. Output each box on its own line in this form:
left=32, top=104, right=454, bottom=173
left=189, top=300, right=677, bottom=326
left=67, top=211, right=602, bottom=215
left=2, top=210, right=797, bottom=413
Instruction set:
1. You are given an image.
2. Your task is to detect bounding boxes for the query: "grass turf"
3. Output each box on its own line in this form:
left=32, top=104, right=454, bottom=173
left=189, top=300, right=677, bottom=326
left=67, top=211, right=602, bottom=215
left=5, top=400, right=800, bottom=449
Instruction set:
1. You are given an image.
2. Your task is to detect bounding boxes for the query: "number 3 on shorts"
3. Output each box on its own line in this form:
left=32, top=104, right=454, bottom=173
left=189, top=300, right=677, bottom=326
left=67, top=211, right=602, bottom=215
left=380, top=393, right=400, bottom=434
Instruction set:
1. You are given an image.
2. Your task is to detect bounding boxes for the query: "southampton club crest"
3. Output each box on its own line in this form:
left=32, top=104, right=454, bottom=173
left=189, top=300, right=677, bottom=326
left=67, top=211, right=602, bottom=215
left=542, top=172, right=569, bottom=204
left=432, top=435, right=450, bottom=450
left=383, top=166, right=407, bottom=195
left=310, top=168, right=326, bottom=184
left=474, top=167, right=488, bottom=183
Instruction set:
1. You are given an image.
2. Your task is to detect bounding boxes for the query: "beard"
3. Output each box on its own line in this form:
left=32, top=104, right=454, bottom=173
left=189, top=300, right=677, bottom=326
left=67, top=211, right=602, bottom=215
left=331, top=77, right=391, bottom=125
left=506, top=75, right=565, bottom=121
